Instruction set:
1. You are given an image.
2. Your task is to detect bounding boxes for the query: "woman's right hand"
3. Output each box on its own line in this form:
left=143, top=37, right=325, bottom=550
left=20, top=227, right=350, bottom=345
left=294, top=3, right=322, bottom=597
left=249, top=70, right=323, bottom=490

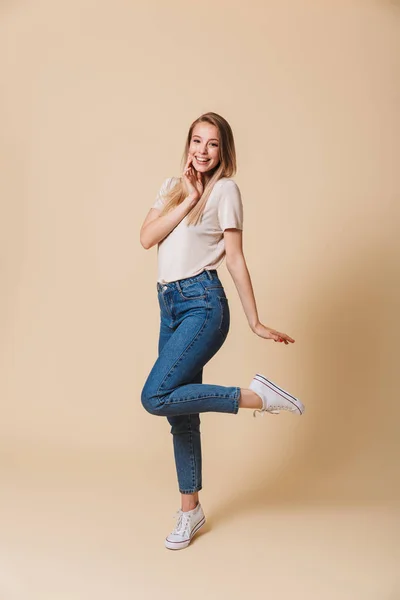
left=182, top=153, right=204, bottom=202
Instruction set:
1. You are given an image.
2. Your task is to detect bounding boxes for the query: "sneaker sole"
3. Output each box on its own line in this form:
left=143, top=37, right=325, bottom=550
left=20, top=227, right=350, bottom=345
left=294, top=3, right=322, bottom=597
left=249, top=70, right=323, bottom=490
left=164, top=516, right=206, bottom=550
left=254, top=373, right=305, bottom=415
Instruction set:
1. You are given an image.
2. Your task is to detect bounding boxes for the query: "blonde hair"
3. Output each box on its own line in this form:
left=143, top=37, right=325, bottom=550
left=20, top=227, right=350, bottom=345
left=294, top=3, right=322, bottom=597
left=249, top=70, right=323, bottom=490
left=157, top=112, right=237, bottom=226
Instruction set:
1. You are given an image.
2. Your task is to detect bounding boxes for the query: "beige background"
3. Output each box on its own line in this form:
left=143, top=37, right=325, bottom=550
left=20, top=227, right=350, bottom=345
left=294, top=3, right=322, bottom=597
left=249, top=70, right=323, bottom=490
left=1, top=0, right=399, bottom=598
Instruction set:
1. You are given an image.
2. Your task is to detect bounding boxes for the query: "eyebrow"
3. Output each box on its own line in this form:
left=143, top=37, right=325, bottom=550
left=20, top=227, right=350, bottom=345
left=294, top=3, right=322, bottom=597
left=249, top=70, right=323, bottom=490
left=192, top=135, right=219, bottom=142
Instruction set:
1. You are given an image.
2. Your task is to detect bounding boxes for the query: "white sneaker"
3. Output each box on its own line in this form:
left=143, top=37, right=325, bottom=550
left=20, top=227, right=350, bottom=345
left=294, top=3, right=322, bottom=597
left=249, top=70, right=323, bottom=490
left=165, top=502, right=206, bottom=550
left=249, top=373, right=305, bottom=417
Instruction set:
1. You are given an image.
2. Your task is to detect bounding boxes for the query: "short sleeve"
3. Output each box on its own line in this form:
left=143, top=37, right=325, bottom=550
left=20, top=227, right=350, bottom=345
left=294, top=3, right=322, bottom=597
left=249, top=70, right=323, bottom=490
left=152, top=177, right=176, bottom=211
left=217, top=180, right=243, bottom=231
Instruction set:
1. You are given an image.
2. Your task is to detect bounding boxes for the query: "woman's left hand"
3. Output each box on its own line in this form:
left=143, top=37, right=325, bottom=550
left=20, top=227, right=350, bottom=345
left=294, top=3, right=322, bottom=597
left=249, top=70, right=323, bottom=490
left=251, top=321, right=295, bottom=345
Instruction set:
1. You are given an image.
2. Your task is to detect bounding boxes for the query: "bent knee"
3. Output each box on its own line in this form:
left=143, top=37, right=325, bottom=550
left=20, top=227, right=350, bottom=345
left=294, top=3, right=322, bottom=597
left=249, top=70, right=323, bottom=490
left=141, top=386, right=163, bottom=415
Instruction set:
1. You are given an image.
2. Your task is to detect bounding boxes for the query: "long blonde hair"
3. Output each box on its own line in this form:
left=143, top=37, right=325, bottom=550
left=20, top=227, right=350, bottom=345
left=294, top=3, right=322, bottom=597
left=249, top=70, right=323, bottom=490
left=157, top=112, right=237, bottom=226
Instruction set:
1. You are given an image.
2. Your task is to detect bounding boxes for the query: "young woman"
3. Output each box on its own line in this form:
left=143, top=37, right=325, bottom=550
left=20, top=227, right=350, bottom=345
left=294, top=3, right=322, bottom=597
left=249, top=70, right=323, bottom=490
left=140, top=112, right=305, bottom=551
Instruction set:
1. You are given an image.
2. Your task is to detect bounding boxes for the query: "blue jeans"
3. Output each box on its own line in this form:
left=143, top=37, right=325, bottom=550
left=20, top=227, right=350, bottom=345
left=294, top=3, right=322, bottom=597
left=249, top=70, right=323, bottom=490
left=141, top=269, right=241, bottom=494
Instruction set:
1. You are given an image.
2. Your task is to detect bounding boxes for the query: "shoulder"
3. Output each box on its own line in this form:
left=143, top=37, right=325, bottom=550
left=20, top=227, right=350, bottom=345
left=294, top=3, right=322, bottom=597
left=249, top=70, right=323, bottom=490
left=216, top=177, right=241, bottom=200
left=217, top=176, right=239, bottom=187
left=170, top=176, right=181, bottom=187
left=217, top=177, right=241, bottom=193
left=161, top=176, right=180, bottom=190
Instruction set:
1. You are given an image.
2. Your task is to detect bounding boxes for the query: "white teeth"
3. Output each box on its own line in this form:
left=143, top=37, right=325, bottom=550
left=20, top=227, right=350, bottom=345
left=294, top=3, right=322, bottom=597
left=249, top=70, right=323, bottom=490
left=196, top=157, right=210, bottom=163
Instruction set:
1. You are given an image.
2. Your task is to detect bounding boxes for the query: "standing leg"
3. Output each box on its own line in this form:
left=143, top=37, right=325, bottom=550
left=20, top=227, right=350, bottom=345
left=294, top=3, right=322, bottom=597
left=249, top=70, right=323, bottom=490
left=167, top=368, right=203, bottom=510
left=157, top=314, right=203, bottom=507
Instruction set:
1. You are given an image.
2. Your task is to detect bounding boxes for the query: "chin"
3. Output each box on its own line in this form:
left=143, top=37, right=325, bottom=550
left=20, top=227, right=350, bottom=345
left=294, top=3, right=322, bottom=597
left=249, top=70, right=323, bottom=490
left=195, top=163, right=217, bottom=174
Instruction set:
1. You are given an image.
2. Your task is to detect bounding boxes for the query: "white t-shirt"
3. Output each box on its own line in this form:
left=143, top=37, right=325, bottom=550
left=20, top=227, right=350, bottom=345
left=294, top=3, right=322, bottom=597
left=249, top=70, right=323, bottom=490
left=151, top=176, right=243, bottom=283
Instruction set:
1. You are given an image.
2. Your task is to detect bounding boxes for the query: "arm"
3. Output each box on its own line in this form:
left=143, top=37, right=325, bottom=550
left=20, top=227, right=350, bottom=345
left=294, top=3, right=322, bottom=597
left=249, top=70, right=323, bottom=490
left=140, top=195, right=197, bottom=249
left=141, top=159, right=204, bottom=250
left=224, top=229, right=295, bottom=344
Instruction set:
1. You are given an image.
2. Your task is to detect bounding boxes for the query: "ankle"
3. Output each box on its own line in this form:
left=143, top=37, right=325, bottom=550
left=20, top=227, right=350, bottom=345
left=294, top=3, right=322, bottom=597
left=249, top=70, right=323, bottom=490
left=181, top=500, right=199, bottom=512
left=239, top=388, right=263, bottom=410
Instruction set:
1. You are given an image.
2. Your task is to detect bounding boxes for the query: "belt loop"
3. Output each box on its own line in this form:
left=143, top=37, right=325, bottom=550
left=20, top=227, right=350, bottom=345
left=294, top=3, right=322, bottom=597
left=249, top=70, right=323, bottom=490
left=206, top=269, right=213, bottom=280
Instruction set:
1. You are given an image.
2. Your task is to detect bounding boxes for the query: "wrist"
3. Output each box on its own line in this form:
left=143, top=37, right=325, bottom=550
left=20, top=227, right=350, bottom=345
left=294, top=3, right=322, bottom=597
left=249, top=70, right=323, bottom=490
left=185, top=194, right=198, bottom=207
left=249, top=319, right=260, bottom=331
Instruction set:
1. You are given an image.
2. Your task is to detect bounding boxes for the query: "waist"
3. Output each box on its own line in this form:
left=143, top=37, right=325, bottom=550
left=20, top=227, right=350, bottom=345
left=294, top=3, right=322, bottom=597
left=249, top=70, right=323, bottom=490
left=156, top=269, right=219, bottom=293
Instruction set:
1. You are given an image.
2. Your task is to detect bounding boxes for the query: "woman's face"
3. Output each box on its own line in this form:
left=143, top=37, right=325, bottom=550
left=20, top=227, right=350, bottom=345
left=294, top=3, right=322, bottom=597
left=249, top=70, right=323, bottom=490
left=188, top=123, right=220, bottom=174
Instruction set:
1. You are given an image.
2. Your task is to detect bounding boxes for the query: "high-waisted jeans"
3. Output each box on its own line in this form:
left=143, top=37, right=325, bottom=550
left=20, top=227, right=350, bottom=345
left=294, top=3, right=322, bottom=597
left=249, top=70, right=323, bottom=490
left=141, top=268, right=241, bottom=494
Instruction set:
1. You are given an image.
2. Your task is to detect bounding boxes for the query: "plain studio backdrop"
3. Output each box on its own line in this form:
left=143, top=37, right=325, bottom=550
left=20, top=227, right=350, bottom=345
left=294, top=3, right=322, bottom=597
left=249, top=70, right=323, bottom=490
left=1, top=1, right=399, bottom=599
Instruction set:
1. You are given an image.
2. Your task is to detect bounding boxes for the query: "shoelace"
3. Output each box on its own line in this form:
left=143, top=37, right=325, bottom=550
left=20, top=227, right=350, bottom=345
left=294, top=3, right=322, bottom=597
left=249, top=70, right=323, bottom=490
left=253, top=405, right=296, bottom=417
left=171, top=510, right=191, bottom=537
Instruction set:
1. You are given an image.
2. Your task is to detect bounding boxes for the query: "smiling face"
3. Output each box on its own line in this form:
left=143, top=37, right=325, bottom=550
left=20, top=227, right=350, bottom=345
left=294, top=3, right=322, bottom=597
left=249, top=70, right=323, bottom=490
left=189, top=122, right=221, bottom=175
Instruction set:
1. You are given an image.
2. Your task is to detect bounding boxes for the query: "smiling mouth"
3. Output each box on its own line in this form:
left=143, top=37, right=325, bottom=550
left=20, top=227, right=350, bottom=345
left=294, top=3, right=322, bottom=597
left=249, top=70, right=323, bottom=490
left=195, top=157, right=211, bottom=164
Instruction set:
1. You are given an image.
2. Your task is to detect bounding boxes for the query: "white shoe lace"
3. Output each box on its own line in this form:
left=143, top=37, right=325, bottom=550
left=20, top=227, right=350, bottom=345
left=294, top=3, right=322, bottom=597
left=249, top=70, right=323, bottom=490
left=170, top=510, right=191, bottom=538
left=253, top=405, right=296, bottom=417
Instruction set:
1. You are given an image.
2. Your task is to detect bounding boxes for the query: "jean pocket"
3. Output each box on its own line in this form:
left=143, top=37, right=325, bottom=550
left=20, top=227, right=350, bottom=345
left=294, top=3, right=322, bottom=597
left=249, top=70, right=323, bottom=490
left=177, top=280, right=206, bottom=300
left=218, top=296, right=230, bottom=338
left=202, top=279, right=224, bottom=290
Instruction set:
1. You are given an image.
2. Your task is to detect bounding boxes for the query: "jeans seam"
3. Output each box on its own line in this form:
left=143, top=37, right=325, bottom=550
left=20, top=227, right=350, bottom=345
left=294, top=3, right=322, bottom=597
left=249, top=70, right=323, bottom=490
left=217, top=295, right=228, bottom=336
left=160, top=292, right=173, bottom=320
left=164, top=393, right=236, bottom=405
left=188, top=415, right=196, bottom=491
left=180, top=486, right=202, bottom=494
left=176, top=280, right=207, bottom=301
left=177, top=290, right=206, bottom=301
left=233, top=386, right=241, bottom=414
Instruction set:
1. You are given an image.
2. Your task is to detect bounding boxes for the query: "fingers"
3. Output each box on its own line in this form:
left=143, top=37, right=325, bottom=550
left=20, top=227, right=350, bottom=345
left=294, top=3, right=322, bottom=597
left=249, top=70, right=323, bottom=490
left=273, top=333, right=294, bottom=344
left=196, top=171, right=204, bottom=189
left=183, top=167, right=193, bottom=181
left=283, top=335, right=295, bottom=343
left=183, top=153, right=194, bottom=178
left=258, top=324, right=295, bottom=344
left=276, top=330, right=295, bottom=343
